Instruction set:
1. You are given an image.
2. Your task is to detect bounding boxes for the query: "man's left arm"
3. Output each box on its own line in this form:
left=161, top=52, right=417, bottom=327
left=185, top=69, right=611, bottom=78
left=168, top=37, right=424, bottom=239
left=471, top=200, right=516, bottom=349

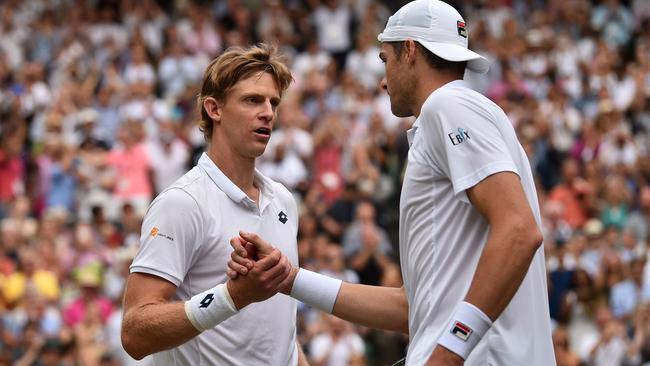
left=427, top=171, right=543, bottom=365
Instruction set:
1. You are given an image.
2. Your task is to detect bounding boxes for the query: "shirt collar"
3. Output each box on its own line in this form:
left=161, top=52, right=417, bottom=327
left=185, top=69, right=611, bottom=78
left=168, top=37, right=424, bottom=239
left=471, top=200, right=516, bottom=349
left=198, top=153, right=274, bottom=208
left=407, top=119, right=420, bottom=147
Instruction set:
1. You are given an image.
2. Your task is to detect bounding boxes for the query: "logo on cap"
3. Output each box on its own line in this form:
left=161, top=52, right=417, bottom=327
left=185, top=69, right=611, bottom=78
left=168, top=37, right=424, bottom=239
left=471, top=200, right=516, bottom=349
left=457, top=21, right=467, bottom=38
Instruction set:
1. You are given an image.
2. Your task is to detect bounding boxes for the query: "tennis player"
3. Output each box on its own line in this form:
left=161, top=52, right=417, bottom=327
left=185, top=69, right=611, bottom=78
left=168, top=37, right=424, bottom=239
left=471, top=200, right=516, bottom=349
left=121, top=44, right=307, bottom=365
left=229, top=1, right=555, bottom=365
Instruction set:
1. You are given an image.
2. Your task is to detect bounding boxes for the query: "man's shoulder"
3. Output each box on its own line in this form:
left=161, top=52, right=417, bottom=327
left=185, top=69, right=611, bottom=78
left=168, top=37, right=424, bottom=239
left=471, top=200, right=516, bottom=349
left=428, top=83, right=490, bottom=108
left=151, top=167, right=206, bottom=209
left=162, top=166, right=208, bottom=196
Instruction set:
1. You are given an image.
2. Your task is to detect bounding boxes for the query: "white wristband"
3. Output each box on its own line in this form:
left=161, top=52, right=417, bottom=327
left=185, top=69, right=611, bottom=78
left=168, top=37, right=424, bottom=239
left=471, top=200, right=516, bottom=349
left=184, top=283, right=238, bottom=332
left=290, top=268, right=342, bottom=313
left=437, top=301, right=492, bottom=360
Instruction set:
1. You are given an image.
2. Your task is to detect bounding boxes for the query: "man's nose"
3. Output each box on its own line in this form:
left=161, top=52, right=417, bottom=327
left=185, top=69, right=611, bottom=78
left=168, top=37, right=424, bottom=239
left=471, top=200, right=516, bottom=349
left=380, top=77, right=387, bottom=91
left=260, top=100, right=274, bottom=120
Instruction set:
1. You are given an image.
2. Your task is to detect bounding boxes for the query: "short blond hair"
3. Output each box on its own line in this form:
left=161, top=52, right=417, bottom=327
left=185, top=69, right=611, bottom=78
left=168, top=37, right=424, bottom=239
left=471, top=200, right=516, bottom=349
left=198, top=43, right=293, bottom=143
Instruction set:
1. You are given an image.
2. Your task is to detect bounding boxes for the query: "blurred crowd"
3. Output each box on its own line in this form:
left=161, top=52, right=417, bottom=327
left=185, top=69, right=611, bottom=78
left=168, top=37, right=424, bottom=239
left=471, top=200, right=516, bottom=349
left=0, top=0, right=650, bottom=365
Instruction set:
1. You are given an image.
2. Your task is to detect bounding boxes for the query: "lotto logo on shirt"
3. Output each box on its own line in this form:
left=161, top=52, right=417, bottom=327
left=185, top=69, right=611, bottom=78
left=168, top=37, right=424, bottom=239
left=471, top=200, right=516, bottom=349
left=150, top=227, right=159, bottom=237
left=447, top=128, right=471, bottom=146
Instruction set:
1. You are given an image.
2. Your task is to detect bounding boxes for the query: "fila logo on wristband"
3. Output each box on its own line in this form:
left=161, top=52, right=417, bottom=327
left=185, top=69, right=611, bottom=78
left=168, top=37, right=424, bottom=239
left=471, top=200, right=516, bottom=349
left=451, top=321, right=472, bottom=342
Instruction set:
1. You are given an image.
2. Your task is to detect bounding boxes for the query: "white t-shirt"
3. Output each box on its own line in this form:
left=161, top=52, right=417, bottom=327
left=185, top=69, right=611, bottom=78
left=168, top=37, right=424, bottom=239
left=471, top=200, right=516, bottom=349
left=130, top=153, right=299, bottom=366
left=145, top=139, right=189, bottom=193
left=399, top=80, right=555, bottom=365
left=309, top=332, right=365, bottom=366
left=312, top=5, right=352, bottom=53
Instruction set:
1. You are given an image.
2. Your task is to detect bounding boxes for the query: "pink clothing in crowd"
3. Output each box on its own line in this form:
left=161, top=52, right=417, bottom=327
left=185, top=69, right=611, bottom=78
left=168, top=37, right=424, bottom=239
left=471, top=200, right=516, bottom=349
left=105, top=144, right=152, bottom=199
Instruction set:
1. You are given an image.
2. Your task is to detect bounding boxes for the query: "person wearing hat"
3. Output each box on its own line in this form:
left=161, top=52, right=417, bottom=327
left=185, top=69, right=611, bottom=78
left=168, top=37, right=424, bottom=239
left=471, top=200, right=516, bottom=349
left=228, top=1, right=554, bottom=365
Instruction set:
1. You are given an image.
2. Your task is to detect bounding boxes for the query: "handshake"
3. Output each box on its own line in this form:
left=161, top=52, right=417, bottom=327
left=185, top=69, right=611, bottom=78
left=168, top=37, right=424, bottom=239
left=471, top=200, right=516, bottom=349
left=224, top=230, right=343, bottom=317
left=225, top=231, right=299, bottom=310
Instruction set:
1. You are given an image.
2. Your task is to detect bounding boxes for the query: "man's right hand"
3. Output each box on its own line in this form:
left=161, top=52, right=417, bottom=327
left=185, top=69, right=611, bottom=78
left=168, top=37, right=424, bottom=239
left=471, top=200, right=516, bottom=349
left=227, top=244, right=290, bottom=310
left=227, top=231, right=299, bottom=296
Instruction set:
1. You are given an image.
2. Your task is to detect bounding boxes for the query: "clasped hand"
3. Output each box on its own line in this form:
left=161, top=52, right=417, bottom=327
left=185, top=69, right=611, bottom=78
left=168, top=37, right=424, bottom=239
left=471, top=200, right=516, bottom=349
left=226, top=231, right=298, bottom=309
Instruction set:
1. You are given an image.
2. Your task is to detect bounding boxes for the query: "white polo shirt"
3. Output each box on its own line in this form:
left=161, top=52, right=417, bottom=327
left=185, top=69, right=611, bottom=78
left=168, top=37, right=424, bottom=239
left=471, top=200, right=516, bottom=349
left=399, top=80, right=555, bottom=365
left=130, top=153, right=299, bottom=366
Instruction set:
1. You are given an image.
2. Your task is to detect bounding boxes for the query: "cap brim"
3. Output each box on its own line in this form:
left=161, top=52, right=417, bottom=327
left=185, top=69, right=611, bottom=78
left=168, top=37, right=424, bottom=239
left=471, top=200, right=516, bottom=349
left=418, top=41, right=490, bottom=74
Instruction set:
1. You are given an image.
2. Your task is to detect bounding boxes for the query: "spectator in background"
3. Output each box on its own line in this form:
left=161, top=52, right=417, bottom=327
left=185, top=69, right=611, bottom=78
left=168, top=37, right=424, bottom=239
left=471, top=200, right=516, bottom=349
left=591, top=0, right=635, bottom=48
left=63, top=264, right=113, bottom=327
left=600, top=175, right=632, bottom=231
left=589, top=305, right=633, bottom=366
left=0, top=119, right=24, bottom=219
left=2, top=247, right=59, bottom=308
left=609, top=257, right=646, bottom=320
left=626, top=185, right=650, bottom=244
left=258, top=102, right=313, bottom=191
left=319, top=244, right=359, bottom=284
left=345, top=30, right=384, bottom=92
left=309, top=314, right=365, bottom=366
left=145, top=106, right=189, bottom=195
left=312, top=0, right=353, bottom=70
left=312, top=113, right=346, bottom=205
left=93, top=86, right=122, bottom=146
left=549, top=158, right=594, bottom=229
left=342, top=200, right=392, bottom=286
left=103, top=121, right=152, bottom=219
left=292, top=37, right=333, bottom=81
left=36, top=136, right=77, bottom=213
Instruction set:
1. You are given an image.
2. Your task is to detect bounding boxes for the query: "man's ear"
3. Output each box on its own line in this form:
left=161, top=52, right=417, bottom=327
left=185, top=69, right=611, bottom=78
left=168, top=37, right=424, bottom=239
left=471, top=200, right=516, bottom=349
left=404, top=39, right=418, bottom=66
left=203, top=97, right=222, bottom=124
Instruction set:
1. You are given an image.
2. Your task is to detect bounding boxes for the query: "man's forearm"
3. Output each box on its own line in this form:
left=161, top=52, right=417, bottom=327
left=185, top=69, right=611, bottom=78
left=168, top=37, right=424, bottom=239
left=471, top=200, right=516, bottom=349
left=464, top=225, right=542, bottom=320
left=332, top=283, right=409, bottom=334
left=122, top=302, right=200, bottom=360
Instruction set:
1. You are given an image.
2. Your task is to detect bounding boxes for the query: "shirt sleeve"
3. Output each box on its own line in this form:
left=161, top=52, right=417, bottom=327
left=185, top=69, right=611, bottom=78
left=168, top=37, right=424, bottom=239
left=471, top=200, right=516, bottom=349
left=130, top=188, right=204, bottom=286
left=419, top=94, right=519, bottom=203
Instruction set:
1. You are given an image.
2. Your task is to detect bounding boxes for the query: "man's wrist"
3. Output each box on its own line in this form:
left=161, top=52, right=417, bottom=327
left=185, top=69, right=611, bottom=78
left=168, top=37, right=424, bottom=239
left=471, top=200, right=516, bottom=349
left=227, top=280, right=249, bottom=310
left=185, top=283, right=239, bottom=331
left=436, top=301, right=492, bottom=360
left=289, top=268, right=342, bottom=313
left=281, top=265, right=300, bottom=295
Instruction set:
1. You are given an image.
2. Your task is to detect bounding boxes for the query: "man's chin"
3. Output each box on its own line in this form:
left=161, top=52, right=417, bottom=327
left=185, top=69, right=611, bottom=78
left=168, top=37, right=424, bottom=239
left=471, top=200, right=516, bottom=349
left=250, top=145, right=269, bottom=159
left=391, top=107, right=413, bottom=118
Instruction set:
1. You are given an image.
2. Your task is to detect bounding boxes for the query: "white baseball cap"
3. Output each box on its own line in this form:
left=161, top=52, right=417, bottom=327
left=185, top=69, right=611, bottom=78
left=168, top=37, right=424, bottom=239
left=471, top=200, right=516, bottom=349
left=378, top=0, right=489, bottom=74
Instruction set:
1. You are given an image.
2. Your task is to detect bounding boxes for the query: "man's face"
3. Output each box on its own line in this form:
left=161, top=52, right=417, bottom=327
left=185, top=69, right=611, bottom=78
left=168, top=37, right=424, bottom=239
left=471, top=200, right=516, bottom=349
left=214, top=72, right=280, bottom=159
left=379, top=43, right=412, bottom=117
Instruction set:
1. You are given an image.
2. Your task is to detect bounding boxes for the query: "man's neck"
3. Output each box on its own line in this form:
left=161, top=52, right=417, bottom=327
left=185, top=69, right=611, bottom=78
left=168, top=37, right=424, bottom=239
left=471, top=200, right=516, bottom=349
left=412, top=71, right=462, bottom=118
left=206, top=144, right=259, bottom=202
